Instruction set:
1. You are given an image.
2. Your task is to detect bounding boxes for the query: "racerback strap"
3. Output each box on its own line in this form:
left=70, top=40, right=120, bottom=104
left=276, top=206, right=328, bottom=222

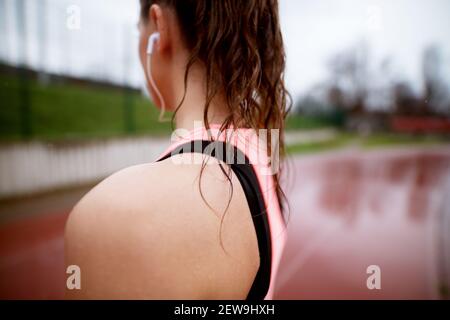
left=156, top=140, right=272, bottom=300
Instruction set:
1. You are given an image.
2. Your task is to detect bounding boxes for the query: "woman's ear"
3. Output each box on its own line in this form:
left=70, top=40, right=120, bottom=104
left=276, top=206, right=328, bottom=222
left=149, top=4, right=169, bottom=53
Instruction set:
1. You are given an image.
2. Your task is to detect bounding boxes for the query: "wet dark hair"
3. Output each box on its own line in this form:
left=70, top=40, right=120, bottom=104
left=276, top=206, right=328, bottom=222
left=140, top=0, right=291, bottom=224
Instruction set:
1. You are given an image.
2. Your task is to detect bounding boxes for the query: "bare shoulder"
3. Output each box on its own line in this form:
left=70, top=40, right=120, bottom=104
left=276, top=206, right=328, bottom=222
left=65, top=154, right=259, bottom=299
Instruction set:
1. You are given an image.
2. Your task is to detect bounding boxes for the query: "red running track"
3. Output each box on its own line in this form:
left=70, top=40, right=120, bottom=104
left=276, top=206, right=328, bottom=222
left=0, top=211, right=68, bottom=299
left=1, top=147, right=449, bottom=299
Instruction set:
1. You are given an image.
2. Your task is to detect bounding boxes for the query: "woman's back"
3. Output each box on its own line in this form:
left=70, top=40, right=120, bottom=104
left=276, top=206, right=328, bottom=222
left=65, top=148, right=260, bottom=299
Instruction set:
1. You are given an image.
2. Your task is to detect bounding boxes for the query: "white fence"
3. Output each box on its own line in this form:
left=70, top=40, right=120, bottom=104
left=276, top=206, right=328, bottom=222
left=0, top=137, right=169, bottom=199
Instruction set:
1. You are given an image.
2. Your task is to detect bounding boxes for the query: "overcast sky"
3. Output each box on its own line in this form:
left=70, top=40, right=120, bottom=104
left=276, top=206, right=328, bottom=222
left=1, top=0, right=449, bottom=101
left=280, top=0, right=450, bottom=99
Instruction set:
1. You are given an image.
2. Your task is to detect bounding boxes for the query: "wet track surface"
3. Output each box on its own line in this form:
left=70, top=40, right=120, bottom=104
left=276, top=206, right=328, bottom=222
left=1, top=147, right=449, bottom=299
left=274, top=147, right=450, bottom=299
left=0, top=211, right=67, bottom=299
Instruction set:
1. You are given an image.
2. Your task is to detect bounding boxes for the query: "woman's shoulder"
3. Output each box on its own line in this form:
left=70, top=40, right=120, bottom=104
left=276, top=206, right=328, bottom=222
left=65, top=154, right=259, bottom=299
left=67, top=153, right=242, bottom=226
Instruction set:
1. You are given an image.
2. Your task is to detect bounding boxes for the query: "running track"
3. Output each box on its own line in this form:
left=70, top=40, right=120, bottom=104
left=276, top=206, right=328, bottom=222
left=1, top=147, right=449, bottom=299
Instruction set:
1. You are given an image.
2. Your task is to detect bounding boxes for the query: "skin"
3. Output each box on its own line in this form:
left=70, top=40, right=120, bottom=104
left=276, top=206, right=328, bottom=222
left=64, top=4, right=260, bottom=299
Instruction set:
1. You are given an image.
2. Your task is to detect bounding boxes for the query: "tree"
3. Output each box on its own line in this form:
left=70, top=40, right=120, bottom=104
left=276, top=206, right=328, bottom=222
left=327, top=40, right=370, bottom=113
left=422, top=46, right=450, bottom=116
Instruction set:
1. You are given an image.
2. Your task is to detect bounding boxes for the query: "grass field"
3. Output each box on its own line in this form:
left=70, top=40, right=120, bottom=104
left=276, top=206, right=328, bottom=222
left=0, top=73, right=172, bottom=141
left=0, top=73, right=339, bottom=142
left=286, top=132, right=449, bottom=155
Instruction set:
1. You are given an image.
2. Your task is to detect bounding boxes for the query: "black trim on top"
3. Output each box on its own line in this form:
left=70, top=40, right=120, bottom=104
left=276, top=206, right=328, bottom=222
left=157, top=140, right=272, bottom=300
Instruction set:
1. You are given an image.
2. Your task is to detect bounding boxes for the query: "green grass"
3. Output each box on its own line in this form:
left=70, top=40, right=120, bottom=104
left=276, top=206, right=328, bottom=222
left=286, top=133, right=353, bottom=154
left=286, top=115, right=333, bottom=130
left=286, top=112, right=343, bottom=131
left=361, top=133, right=448, bottom=148
left=0, top=72, right=339, bottom=142
left=287, top=132, right=449, bottom=155
left=0, top=73, right=172, bottom=142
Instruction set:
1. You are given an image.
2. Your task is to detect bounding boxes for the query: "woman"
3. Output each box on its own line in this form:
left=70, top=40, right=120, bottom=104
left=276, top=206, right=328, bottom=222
left=65, top=0, right=290, bottom=300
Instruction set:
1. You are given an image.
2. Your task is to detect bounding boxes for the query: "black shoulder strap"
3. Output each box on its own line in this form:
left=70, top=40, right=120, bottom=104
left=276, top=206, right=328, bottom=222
left=157, top=140, right=272, bottom=300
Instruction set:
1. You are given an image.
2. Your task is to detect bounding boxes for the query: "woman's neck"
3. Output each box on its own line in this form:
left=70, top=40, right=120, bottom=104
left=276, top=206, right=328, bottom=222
left=174, top=100, right=229, bottom=131
left=170, top=65, right=229, bottom=131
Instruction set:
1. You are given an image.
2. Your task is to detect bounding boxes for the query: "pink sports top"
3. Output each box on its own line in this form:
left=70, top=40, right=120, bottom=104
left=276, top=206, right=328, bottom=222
left=155, top=124, right=287, bottom=300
